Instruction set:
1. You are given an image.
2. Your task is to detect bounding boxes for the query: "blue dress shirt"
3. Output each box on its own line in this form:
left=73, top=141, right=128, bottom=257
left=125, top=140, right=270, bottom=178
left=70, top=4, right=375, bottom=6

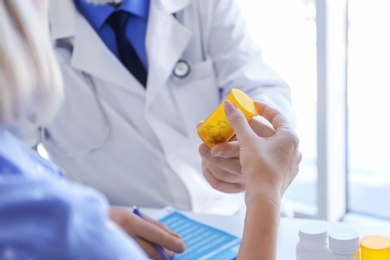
left=0, top=128, right=147, bottom=259
left=74, top=0, right=150, bottom=69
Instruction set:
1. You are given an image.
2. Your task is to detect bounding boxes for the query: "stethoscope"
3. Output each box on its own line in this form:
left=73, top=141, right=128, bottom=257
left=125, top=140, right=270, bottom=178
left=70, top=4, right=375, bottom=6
left=41, top=56, right=192, bottom=159
left=40, top=72, right=111, bottom=159
left=173, top=60, right=191, bottom=79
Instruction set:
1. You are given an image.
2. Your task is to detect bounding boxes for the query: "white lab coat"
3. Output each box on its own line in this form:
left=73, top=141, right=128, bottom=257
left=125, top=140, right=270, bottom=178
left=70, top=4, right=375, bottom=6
left=32, top=0, right=295, bottom=214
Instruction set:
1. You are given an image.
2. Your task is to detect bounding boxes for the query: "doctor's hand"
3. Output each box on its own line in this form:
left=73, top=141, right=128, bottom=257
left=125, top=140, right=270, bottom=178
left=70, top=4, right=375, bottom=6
left=109, top=207, right=185, bottom=259
left=198, top=114, right=276, bottom=193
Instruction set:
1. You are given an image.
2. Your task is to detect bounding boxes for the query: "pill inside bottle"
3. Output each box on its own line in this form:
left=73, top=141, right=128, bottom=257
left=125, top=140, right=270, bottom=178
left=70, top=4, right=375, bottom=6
left=197, top=88, right=258, bottom=148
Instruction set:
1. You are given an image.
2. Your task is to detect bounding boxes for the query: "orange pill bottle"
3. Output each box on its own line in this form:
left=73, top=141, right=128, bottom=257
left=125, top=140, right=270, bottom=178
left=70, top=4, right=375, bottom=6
left=197, top=88, right=258, bottom=148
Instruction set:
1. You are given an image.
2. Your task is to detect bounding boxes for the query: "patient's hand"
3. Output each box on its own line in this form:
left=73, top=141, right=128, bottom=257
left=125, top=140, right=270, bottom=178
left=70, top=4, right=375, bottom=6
left=199, top=118, right=275, bottom=193
left=109, top=207, right=185, bottom=259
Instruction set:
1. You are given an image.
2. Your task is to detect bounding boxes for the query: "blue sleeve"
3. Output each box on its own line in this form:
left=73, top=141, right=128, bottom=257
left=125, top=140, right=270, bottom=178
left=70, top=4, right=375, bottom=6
left=0, top=177, right=148, bottom=260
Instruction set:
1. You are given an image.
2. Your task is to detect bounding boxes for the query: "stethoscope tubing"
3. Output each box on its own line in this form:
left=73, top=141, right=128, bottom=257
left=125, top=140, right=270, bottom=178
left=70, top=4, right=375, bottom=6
left=41, top=40, right=192, bottom=159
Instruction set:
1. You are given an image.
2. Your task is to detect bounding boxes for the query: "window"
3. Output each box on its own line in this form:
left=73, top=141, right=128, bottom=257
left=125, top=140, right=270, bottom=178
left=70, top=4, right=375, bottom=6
left=238, top=0, right=351, bottom=220
left=347, top=0, right=390, bottom=221
left=240, top=0, right=390, bottom=221
left=237, top=0, right=319, bottom=217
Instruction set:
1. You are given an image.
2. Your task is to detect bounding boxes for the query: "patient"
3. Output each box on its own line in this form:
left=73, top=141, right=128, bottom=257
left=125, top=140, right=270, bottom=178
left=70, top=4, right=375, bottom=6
left=0, top=0, right=183, bottom=259
left=0, top=0, right=301, bottom=259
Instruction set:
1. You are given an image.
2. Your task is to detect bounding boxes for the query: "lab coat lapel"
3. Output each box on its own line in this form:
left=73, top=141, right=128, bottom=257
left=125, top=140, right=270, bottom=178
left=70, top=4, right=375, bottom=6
left=71, top=15, right=144, bottom=96
left=49, top=0, right=143, bottom=95
left=145, top=0, right=192, bottom=106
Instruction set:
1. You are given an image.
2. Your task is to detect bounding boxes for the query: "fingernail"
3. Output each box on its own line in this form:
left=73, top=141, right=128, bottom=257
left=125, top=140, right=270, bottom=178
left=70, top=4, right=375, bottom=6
left=224, top=100, right=236, bottom=115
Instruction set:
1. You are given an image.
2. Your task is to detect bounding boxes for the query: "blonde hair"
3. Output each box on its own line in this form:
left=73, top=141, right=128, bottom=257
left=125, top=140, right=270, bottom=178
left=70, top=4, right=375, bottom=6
left=0, top=0, right=63, bottom=126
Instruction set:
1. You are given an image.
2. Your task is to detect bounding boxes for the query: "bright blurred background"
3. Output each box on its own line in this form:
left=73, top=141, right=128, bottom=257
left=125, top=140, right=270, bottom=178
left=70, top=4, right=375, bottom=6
left=237, top=0, right=390, bottom=221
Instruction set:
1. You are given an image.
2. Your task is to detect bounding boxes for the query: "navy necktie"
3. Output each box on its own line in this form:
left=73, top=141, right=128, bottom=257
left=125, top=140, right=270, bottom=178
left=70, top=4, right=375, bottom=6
left=107, top=11, right=147, bottom=87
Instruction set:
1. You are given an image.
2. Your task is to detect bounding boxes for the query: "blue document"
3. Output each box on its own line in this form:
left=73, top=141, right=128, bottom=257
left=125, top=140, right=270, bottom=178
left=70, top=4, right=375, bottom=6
left=157, top=209, right=241, bottom=260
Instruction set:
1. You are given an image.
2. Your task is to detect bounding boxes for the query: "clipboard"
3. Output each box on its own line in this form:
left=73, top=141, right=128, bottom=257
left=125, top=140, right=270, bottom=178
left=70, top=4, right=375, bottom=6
left=154, top=207, right=240, bottom=260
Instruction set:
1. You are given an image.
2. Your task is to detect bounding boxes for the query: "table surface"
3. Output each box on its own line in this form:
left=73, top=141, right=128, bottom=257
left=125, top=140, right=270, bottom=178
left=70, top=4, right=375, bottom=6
left=144, top=208, right=390, bottom=260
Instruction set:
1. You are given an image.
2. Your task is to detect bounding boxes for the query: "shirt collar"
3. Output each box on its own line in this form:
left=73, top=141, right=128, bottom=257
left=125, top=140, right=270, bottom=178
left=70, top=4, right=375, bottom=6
left=74, top=0, right=115, bottom=31
left=118, top=0, right=150, bottom=19
left=0, top=127, right=64, bottom=179
left=74, top=0, right=150, bottom=31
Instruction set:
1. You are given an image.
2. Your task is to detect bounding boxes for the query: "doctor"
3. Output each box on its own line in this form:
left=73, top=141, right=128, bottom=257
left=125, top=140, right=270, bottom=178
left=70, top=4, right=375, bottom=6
left=24, top=0, right=295, bottom=215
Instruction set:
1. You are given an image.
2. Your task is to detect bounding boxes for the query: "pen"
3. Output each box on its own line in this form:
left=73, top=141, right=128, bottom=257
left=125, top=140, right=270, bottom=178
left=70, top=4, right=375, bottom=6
left=133, top=206, right=171, bottom=260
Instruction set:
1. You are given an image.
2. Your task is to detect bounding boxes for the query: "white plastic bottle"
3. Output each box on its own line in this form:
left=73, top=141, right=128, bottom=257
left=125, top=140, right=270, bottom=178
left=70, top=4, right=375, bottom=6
left=296, top=223, right=330, bottom=260
left=328, top=227, right=360, bottom=260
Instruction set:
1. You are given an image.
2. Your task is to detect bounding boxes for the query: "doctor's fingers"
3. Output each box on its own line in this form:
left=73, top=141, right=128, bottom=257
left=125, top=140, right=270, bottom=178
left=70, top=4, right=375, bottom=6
left=202, top=163, right=246, bottom=193
left=199, top=145, right=241, bottom=175
left=201, top=155, right=242, bottom=181
left=202, top=154, right=242, bottom=177
left=207, top=141, right=240, bottom=159
left=202, top=159, right=243, bottom=183
left=198, top=120, right=275, bottom=160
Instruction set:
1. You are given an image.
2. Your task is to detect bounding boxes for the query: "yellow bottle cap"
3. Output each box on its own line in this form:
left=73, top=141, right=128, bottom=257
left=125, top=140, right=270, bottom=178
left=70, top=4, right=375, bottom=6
left=360, top=235, right=390, bottom=258
left=227, top=88, right=258, bottom=119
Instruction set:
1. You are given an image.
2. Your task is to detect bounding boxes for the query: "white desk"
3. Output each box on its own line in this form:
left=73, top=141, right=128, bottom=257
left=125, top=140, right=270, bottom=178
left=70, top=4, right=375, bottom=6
left=146, top=209, right=390, bottom=260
